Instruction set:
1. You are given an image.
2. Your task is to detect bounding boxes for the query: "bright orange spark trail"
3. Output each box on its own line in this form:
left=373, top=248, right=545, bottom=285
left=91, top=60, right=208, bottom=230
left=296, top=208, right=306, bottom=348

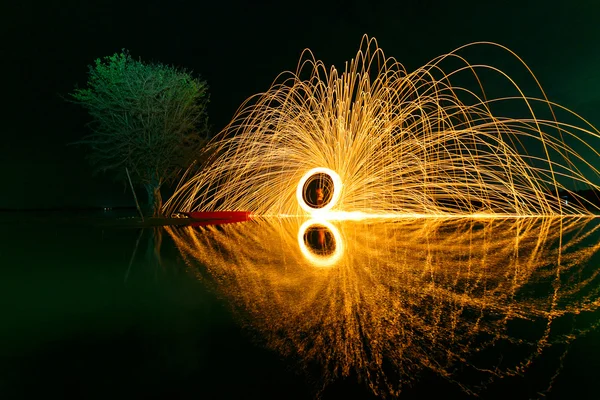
left=164, top=36, right=600, bottom=218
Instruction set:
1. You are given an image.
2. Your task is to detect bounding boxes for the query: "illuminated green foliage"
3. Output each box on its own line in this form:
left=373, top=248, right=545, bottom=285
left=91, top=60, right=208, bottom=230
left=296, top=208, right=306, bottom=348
left=70, top=50, right=210, bottom=216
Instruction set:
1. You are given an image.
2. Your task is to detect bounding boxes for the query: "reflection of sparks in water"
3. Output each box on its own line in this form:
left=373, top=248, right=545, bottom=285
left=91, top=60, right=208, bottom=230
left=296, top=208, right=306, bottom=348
left=166, top=218, right=600, bottom=397
left=297, top=219, right=344, bottom=267
left=164, top=36, right=600, bottom=217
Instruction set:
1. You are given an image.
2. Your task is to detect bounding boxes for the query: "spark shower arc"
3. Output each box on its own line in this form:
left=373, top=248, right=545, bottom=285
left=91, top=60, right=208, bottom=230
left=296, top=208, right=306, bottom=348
left=164, top=36, right=600, bottom=218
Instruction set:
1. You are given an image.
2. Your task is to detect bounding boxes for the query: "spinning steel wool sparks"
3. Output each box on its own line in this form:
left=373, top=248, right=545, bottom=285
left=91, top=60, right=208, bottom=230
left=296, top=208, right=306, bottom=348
left=165, top=36, right=600, bottom=218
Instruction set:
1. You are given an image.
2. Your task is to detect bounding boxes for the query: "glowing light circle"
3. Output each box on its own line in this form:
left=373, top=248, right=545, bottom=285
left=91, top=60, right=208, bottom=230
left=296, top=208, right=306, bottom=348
left=296, top=167, right=343, bottom=214
left=297, top=219, right=345, bottom=267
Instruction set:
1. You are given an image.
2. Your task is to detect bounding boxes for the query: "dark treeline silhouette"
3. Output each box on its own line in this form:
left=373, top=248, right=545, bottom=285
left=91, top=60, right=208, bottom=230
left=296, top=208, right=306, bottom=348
left=557, top=189, right=600, bottom=211
left=431, top=188, right=600, bottom=214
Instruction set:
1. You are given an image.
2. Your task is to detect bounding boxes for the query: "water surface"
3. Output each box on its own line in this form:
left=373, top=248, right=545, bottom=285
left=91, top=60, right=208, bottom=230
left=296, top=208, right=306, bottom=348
left=2, top=213, right=600, bottom=399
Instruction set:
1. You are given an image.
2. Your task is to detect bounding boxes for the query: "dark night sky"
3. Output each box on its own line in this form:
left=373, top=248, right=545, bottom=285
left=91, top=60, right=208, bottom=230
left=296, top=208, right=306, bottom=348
left=3, top=0, right=600, bottom=209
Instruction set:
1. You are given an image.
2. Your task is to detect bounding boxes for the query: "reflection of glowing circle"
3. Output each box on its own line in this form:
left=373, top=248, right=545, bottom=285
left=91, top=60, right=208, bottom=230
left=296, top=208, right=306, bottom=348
left=296, top=167, right=343, bottom=214
left=297, top=219, right=344, bottom=267
left=303, top=225, right=336, bottom=256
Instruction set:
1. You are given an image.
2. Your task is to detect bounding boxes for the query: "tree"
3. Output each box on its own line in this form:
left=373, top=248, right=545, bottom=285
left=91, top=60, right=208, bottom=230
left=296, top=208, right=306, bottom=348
left=70, top=51, right=210, bottom=216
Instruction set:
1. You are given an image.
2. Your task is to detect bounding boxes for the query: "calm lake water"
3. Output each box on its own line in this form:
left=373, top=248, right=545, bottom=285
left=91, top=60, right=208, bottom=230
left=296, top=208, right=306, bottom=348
left=1, top=212, right=600, bottom=399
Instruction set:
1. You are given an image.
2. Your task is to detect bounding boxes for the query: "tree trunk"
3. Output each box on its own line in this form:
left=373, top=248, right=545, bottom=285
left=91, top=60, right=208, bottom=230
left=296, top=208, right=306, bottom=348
left=145, top=183, right=163, bottom=217
left=146, top=228, right=163, bottom=268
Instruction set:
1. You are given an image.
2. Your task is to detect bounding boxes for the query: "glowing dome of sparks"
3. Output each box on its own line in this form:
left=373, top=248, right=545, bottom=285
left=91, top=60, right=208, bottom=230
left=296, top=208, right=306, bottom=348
left=164, top=36, right=600, bottom=217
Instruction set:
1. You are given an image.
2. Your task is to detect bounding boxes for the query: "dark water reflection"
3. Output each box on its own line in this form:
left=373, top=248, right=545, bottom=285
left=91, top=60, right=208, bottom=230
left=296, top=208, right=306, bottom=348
left=2, top=213, right=600, bottom=399
left=0, top=213, right=311, bottom=399
left=167, top=217, right=600, bottom=398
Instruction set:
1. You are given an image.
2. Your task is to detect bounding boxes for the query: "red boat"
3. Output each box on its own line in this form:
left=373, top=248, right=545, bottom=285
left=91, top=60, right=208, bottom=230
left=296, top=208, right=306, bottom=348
left=181, top=211, right=253, bottom=226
